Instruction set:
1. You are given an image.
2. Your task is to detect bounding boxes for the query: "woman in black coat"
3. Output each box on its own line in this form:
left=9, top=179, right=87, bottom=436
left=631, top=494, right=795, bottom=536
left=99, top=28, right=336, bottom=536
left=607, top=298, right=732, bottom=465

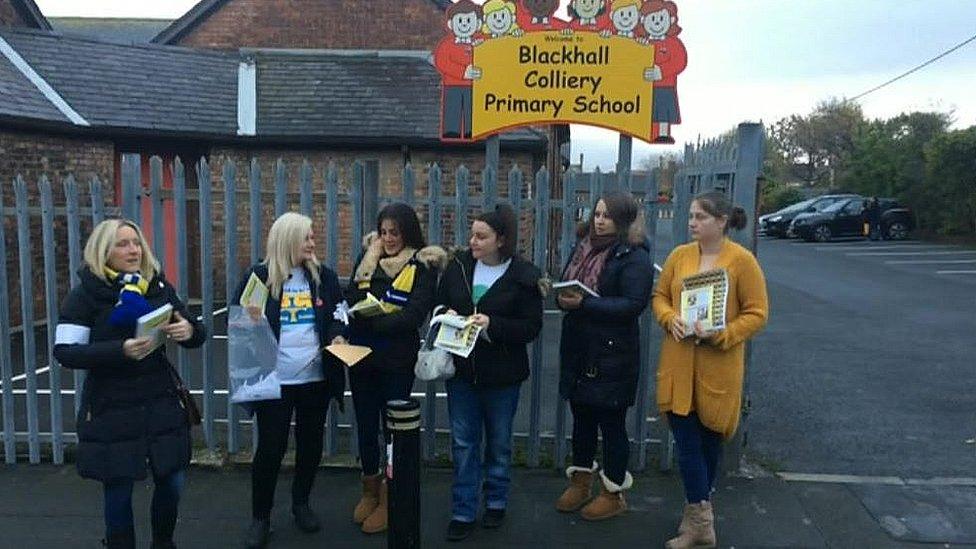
left=436, top=204, right=544, bottom=541
left=54, top=219, right=206, bottom=549
left=554, top=191, right=654, bottom=521
left=344, top=203, right=444, bottom=534
left=231, top=212, right=347, bottom=549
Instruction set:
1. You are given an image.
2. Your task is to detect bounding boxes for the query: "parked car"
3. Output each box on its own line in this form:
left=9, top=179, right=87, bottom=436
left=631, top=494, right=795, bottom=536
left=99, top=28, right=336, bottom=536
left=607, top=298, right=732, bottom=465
left=760, top=194, right=859, bottom=238
left=791, top=197, right=915, bottom=242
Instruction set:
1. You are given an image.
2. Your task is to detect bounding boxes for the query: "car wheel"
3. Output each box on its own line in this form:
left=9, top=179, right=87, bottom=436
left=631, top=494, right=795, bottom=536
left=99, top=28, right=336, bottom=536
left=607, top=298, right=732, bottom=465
left=813, top=225, right=832, bottom=242
left=887, top=222, right=909, bottom=240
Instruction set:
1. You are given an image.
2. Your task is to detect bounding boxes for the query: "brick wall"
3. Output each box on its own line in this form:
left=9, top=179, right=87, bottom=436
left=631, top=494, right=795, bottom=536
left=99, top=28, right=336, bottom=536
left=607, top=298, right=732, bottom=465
left=177, top=0, right=446, bottom=50
left=0, top=129, right=115, bottom=327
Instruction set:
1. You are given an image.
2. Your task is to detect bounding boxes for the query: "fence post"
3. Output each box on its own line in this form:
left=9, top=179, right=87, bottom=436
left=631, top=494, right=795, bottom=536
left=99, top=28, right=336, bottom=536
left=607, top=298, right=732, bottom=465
left=455, top=165, right=470, bottom=246
left=249, top=159, right=263, bottom=264
left=173, top=159, right=190, bottom=384
left=0, top=183, right=15, bottom=464
left=14, top=177, right=40, bottom=463
left=633, top=171, right=659, bottom=473
left=121, top=153, right=141, bottom=222
left=322, top=163, right=340, bottom=458
left=224, top=160, right=240, bottom=454
left=300, top=160, right=313, bottom=218
left=65, top=178, right=85, bottom=417
left=275, top=159, right=287, bottom=217
left=508, top=166, right=523, bottom=251
left=531, top=167, right=550, bottom=468
left=247, top=159, right=263, bottom=452
left=40, top=177, right=64, bottom=464
left=616, top=135, right=632, bottom=190
left=402, top=162, right=416, bottom=204
left=423, top=164, right=442, bottom=461
left=724, top=122, right=764, bottom=475
left=150, top=157, right=165, bottom=271
left=90, top=176, right=105, bottom=225
left=198, top=158, right=216, bottom=450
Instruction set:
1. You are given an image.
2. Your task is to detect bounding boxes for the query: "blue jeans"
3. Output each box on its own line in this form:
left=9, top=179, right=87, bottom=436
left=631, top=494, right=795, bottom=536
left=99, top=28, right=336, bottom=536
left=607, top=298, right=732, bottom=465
left=446, top=378, right=521, bottom=523
left=668, top=412, right=723, bottom=503
left=103, top=469, right=185, bottom=539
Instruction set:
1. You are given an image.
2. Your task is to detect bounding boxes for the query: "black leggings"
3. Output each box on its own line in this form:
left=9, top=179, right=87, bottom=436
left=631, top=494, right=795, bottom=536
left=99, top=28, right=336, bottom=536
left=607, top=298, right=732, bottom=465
left=570, top=401, right=630, bottom=485
left=251, top=381, right=331, bottom=520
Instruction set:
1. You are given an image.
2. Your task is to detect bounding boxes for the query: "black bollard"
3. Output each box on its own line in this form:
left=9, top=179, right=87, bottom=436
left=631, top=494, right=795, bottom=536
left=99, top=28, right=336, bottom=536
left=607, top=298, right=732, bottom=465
left=386, top=398, right=421, bottom=549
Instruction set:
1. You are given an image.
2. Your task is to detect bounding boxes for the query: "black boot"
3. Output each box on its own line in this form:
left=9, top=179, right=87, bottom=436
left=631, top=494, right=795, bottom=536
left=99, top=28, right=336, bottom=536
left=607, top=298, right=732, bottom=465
left=151, top=540, right=176, bottom=549
left=102, top=527, right=135, bottom=549
left=292, top=504, right=321, bottom=533
left=243, top=518, right=271, bottom=549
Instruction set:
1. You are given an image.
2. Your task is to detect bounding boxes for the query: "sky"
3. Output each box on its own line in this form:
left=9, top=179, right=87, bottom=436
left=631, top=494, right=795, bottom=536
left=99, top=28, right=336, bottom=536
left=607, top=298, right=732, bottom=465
left=34, top=0, right=976, bottom=170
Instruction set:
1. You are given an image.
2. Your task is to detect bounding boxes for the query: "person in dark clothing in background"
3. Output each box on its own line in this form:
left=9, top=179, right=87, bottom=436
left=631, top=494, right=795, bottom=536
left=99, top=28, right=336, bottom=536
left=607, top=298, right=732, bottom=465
left=867, top=197, right=882, bottom=241
left=55, top=218, right=206, bottom=549
left=554, top=191, right=654, bottom=521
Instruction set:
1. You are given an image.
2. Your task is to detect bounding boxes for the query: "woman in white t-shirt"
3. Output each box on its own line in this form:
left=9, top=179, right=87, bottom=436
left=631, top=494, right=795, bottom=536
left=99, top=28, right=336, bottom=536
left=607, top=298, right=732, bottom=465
left=231, top=213, right=347, bottom=549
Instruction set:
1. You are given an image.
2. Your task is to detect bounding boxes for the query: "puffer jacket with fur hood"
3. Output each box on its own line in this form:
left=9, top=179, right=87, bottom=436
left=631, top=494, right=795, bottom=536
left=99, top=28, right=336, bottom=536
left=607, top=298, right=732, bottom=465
left=345, top=232, right=447, bottom=373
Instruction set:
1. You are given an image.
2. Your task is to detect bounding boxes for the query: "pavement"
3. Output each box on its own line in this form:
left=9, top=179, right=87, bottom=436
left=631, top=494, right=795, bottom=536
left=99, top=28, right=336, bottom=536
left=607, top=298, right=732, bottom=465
left=2, top=462, right=975, bottom=548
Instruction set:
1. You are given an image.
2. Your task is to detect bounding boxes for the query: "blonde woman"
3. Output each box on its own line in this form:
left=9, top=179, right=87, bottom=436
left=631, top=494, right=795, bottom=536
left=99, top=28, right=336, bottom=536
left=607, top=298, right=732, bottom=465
left=231, top=212, right=346, bottom=549
left=54, top=219, right=205, bottom=549
left=653, top=191, right=769, bottom=548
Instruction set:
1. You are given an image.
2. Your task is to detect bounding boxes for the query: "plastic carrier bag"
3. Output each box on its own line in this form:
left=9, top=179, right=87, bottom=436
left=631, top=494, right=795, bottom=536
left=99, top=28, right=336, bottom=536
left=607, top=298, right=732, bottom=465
left=227, top=305, right=281, bottom=403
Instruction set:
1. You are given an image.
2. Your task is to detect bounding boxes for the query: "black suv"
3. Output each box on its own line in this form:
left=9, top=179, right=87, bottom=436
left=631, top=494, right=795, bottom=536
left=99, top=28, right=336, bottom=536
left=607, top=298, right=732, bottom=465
left=760, top=194, right=859, bottom=238
left=791, top=197, right=915, bottom=242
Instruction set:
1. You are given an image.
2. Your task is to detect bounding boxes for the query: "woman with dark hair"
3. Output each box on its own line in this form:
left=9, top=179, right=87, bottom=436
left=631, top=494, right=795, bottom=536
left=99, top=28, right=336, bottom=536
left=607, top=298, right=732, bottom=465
left=437, top=204, right=545, bottom=541
left=554, top=191, right=654, bottom=521
left=653, top=191, right=768, bottom=548
left=54, top=219, right=206, bottom=549
left=345, top=202, right=446, bottom=534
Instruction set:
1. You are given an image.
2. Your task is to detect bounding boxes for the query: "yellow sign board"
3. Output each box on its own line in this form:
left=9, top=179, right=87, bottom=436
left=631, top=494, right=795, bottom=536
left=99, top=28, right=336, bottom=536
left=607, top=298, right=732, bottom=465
left=471, top=32, right=654, bottom=142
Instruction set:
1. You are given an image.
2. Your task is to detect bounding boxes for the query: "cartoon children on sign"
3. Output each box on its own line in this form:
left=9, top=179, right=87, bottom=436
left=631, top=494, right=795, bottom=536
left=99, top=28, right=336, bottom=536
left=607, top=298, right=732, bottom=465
left=564, top=0, right=612, bottom=34
left=433, top=0, right=484, bottom=140
left=482, top=0, right=524, bottom=39
left=607, top=0, right=642, bottom=38
left=517, top=0, right=567, bottom=31
left=640, top=0, right=687, bottom=143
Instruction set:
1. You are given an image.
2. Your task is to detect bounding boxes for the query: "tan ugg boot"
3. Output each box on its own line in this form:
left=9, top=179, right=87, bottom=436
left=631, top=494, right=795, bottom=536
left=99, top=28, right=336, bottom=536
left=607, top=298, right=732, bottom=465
left=665, top=501, right=716, bottom=548
left=353, top=473, right=383, bottom=524
left=361, top=479, right=388, bottom=534
left=580, top=471, right=632, bottom=521
left=555, top=462, right=597, bottom=512
left=677, top=502, right=693, bottom=534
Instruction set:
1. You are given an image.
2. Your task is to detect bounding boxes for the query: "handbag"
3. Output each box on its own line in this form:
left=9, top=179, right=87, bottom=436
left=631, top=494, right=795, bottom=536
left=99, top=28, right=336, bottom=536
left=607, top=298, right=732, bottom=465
left=414, top=306, right=455, bottom=381
left=168, top=363, right=202, bottom=426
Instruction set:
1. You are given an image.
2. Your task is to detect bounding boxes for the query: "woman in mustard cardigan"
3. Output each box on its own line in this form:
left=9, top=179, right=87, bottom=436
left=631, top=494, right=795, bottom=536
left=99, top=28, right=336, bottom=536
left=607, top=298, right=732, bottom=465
left=652, top=191, right=769, bottom=549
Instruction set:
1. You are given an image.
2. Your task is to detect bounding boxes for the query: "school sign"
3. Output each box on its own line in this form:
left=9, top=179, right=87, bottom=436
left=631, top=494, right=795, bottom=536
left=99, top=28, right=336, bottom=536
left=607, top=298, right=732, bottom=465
left=433, top=0, right=688, bottom=145
left=473, top=32, right=652, bottom=141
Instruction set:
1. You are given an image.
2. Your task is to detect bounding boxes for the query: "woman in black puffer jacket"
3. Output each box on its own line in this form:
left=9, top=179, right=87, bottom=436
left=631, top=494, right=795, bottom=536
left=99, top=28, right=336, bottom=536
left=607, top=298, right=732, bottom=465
left=436, top=204, right=544, bottom=541
left=54, top=219, right=206, bottom=549
left=344, top=203, right=445, bottom=534
left=554, top=191, right=654, bottom=522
